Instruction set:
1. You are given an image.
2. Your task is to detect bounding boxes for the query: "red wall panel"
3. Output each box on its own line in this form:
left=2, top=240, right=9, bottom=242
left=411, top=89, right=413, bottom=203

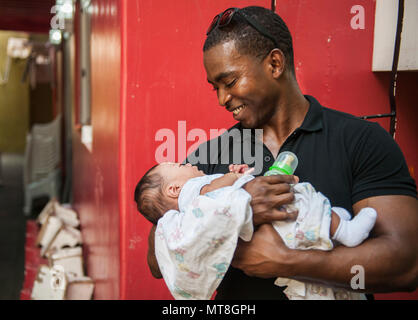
left=72, top=0, right=121, bottom=300
left=120, top=0, right=271, bottom=300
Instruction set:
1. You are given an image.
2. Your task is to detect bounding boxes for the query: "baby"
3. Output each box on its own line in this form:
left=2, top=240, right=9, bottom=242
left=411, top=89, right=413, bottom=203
left=134, top=162, right=377, bottom=300
left=135, top=162, right=375, bottom=246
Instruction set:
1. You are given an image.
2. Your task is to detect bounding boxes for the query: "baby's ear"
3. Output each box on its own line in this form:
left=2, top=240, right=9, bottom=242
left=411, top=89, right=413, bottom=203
left=166, top=183, right=182, bottom=198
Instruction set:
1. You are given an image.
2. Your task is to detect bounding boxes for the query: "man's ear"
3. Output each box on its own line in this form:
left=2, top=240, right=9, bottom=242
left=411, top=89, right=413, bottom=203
left=166, top=183, right=182, bottom=199
left=267, top=48, right=286, bottom=79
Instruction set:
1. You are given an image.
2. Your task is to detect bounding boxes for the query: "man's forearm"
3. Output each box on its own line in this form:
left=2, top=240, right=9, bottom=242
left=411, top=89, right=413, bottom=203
left=232, top=188, right=418, bottom=293
left=147, top=225, right=163, bottom=279
left=288, top=235, right=417, bottom=293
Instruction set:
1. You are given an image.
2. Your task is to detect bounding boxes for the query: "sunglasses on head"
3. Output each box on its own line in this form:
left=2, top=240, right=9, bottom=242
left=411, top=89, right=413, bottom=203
left=206, top=7, right=278, bottom=48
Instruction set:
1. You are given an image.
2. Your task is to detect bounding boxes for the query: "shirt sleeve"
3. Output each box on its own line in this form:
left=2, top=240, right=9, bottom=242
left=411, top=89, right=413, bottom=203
left=350, top=121, right=417, bottom=204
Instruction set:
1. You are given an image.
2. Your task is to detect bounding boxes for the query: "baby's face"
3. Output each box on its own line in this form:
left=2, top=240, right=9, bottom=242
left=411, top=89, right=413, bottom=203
left=156, top=162, right=204, bottom=188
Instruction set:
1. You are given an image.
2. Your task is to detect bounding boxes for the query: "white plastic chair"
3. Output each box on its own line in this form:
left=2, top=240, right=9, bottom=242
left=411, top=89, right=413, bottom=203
left=23, top=115, right=62, bottom=215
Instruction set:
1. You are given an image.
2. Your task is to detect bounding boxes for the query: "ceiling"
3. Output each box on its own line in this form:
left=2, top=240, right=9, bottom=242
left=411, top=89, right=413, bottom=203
left=0, top=0, right=56, bottom=34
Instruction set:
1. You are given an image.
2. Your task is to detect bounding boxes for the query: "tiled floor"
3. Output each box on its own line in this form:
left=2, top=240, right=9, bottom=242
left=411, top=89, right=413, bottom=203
left=0, top=153, right=26, bottom=300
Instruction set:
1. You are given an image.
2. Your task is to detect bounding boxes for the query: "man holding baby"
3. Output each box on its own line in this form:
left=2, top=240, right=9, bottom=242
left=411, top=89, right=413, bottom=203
left=145, top=6, right=417, bottom=299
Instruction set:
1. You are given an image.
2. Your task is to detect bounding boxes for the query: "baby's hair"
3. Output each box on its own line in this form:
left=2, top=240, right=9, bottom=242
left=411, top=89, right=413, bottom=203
left=134, top=164, right=170, bottom=225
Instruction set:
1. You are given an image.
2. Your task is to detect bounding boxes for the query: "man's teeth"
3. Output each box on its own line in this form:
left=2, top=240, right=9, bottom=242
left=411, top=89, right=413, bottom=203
left=232, top=105, right=246, bottom=115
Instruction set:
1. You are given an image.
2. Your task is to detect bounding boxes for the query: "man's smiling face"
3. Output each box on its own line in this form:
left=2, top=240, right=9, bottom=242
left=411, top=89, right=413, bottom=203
left=203, top=40, right=279, bottom=129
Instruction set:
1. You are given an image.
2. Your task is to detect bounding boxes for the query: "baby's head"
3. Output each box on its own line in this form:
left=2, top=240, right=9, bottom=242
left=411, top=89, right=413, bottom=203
left=134, top=162, right=204, bottom=224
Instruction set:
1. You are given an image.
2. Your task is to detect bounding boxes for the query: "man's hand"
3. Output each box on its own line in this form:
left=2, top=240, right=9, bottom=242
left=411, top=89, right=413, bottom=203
left=233, top=195, right=418, bottom=293
left=243, top=175, right=299, bottom=226
left=232, top=224, right=295, bottom=278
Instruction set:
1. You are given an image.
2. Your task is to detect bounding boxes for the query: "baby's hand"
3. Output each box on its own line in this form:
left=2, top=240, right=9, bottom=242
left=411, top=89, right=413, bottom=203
left=229, top=164, right=250, bottom=174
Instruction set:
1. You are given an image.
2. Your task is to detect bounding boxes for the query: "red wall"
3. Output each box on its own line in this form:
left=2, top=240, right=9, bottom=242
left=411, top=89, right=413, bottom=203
left=72, top=0, right=121, bottom=300
left=71, top=0, right=417, bottom=299
left=120, top=0, right=271, bottom=300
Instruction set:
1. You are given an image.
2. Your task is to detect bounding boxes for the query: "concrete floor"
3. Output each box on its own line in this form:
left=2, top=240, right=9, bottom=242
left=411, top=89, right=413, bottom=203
left=0, top=153, right=26, bottom=300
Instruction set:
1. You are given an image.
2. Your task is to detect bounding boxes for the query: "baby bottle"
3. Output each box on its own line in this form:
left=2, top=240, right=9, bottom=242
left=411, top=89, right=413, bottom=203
left=264, top=151, right=299, bottom=213
left=264, top=151, right=298, bottom=176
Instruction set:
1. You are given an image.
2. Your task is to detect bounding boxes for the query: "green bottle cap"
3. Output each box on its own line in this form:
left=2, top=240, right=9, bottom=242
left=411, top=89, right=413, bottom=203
left=268, top=163, right=293, bottom=175
left=265, top=151, right=298, bottom=176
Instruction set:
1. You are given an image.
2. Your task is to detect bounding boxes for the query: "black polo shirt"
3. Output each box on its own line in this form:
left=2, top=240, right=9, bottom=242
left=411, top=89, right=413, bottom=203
left=185, top=95, right=417, bottom=299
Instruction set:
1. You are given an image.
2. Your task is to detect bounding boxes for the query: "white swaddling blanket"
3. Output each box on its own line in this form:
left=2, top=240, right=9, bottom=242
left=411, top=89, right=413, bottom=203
left=155, top=174, right=255, bottom=300
left=273, top=183, right=365, bottom=300
left=155, top=175, right=365, bottom=300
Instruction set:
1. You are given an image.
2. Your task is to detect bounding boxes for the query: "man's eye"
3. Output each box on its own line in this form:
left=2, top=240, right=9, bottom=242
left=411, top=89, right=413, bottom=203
left=226, top=79, right=237, bottom=88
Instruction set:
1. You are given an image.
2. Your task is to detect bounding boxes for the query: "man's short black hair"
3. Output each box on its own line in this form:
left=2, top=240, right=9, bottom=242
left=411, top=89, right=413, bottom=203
left=203, top=6, right=295, bottom=74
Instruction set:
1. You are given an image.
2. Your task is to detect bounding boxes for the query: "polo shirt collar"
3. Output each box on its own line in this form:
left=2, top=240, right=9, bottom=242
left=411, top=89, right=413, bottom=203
left=234, top=95, right=323, bottom=133
left=298, top=95, right=324, bottom=132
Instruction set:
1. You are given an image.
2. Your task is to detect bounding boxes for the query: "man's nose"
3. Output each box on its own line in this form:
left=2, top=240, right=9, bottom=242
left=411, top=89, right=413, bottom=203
left=217, top=88, right=232, bottom=108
